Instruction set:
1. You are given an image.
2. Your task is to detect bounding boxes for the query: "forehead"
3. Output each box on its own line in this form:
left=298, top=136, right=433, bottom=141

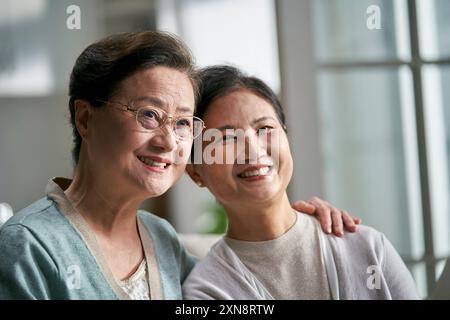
left=116, top=66, right=195, bottom=112
left=203, top=89, right=277, bottom=126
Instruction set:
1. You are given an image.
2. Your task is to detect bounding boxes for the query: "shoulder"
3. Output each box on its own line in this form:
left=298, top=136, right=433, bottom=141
left=337, top=224, right=385, bottom=246
left=0, top=197, right=74, bottom=266
left=301, top=214, right=386, bottom=252
left=328, top=223, right=385, bottom=249
left=0, top=197, right=65, bottom=239
left=0, top=199, right=62, bottom=274
left=322, top=223, right=391, bottom=265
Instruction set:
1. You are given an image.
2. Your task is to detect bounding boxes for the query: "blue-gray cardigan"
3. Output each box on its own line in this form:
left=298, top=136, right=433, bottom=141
left=0, top=179, right=197, bottom=300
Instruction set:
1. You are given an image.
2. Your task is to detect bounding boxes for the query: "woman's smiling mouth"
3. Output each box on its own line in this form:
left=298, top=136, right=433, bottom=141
left=237, top=165, right=273, bottom=180
left=137, top=155, right=172, bottom=172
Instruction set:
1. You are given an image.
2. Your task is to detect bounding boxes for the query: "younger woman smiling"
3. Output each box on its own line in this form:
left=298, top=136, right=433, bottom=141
left=183, top=65, right=419, bottom=300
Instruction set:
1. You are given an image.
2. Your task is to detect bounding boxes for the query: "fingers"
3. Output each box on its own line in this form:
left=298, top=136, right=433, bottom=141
left=292, top=200, right=316, bottom=214
left=331, top=208, right=344, bottom=237
left=342, top=210, right=357, bottom=232
left=309, top=197, right=332, bottom=234
left=298, top=196, right=361, bottom=237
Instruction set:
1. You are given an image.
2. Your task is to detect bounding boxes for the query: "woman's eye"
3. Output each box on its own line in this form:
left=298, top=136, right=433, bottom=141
left=176, top=118, right=192, bottom=127
left=258, top=126, right=273, bottom=134
left=222, top=135, right=237, bottom=142
left=142, top=109, right=158, bottom=120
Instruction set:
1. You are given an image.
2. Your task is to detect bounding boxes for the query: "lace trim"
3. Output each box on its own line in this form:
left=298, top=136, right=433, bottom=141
left=118, top=259, right=150, bottom=300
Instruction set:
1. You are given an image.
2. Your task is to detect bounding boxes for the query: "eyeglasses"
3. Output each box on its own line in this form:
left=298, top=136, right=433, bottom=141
left=98, top=100, right=205, bottom=140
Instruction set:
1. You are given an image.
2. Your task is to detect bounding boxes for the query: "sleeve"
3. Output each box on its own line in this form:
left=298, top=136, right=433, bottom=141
left=380, top=233, right=421, bottom=300
left=182, top=262, right=234, bottom=300
left=183, top=279, right=232, bottom=300
left=0, top=224, right=59, bottom=299
left=181, top=248, right=264, bottom=300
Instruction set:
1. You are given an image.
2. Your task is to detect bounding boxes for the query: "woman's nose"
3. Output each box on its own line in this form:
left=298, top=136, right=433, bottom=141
left=149, top=124, right=178, bottom=152
left=243, top=132, right=269, bottom=164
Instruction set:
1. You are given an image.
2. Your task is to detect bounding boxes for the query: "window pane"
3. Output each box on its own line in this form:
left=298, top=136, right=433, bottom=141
left=407, top=262, right=428, bottom=298
left=422, top=66, right=450, bottom=259
left=436, top=259, right=448, bottom=282
left=417, top=0, right=450, bottom=60
left=312, top=0, right=410, bottom=63
left=0, top=0, right=105, bottom=96
left=0, top=0, right=52, bottom=96
left=317, top=67, right=424, bottom=259
left=174, top=0, right=280, bottom=92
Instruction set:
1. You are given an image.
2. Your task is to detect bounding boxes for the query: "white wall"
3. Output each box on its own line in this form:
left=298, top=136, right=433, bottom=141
left=0, top=95, right=73, bottom=211
left=276, top=0, right=324, bottom=200
left=0, top=0, right=102, bottom=212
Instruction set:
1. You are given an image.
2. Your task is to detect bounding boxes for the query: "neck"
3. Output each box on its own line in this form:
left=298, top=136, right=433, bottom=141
left=65, top=162, right=144, bottom=238
left=225, top=192, right=296, bottom=241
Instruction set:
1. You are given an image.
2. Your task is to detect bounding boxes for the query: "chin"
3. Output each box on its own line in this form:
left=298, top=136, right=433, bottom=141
left=145, top=185, right=169, bottom=198
left=137, top=175, right=172, bottom=197
left=243, top=187, right=280, bottom=202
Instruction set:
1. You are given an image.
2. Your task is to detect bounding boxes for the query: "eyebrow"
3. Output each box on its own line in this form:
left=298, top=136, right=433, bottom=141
left=217, top=125, right=236, bottom=131
left=251, top=116, right=276, bottom=125
left=216, top=116, right=277, bottom=131
left=132, top=96, right=193, bottom=114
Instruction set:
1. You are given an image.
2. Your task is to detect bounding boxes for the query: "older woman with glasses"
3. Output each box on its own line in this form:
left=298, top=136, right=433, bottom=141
left=0, top=31, right=359, bottom=300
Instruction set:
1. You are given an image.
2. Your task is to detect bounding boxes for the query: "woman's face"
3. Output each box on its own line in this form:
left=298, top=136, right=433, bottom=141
left=189, top=89, right=293, bottom=208
left=85, top=66, right=195, bottom=197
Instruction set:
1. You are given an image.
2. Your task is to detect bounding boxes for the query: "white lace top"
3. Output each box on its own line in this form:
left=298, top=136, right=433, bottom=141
left=118, top=259, right=150, bottom=300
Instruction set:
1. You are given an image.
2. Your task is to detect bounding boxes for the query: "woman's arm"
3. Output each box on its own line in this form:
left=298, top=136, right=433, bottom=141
left=380, top=233, right=420, bottom=299
left=0, top=224, right=58, bottom=299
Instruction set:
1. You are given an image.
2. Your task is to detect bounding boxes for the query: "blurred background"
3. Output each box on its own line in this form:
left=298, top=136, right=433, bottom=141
left=0, top=0, right=449, bottom=298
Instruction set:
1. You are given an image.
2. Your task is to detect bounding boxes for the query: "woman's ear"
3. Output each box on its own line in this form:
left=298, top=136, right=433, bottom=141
left=74, top=99, right=92, bottom=141
left=186, top=164, right=205, bottom=187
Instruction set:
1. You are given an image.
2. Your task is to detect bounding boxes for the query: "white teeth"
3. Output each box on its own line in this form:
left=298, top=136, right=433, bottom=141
left=240, top=166, right=270, bottom=178
left=138, top=156, right=167, bottom=168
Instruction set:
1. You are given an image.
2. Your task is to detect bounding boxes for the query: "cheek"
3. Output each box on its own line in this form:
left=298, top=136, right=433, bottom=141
left=174, top=141, right=193, bottom=165
left=91, top=128, right=145, bottom=168
left=267, top=131, right=284, bottom=165
left=90, top=122, right=121, bottom=158
left=111, top=132, right=142, bottom=156
left=91, top=114, right=130, bottom=144
left=269, top=133, right=293, bottom=172
left=278, top=137, right=294, bottom=179
left=202, top=164, right=235, bottom=191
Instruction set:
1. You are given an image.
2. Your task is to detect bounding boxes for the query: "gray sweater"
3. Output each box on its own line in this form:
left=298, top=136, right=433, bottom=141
left=223, top=213, right=331, bottom=299
left=182, top=215, right=419, bottom=300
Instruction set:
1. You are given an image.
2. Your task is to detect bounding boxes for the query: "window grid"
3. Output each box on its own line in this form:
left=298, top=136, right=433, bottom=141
left=314, top=0, right=450, bottom=294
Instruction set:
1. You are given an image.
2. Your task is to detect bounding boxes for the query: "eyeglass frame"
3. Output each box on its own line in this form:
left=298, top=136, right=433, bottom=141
left=96, top=99, right=206, bottom=140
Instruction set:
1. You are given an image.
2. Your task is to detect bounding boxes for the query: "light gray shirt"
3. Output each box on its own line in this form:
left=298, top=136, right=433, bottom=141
left=183, top=214, right=420, bottom=300
left=224, top=213, right=331, bottom=299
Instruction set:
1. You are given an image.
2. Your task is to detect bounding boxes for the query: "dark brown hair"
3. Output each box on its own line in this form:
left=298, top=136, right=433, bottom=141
left=68, top=31, right=198, bottom=165
left=195, top=65, right=287, bottom=131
